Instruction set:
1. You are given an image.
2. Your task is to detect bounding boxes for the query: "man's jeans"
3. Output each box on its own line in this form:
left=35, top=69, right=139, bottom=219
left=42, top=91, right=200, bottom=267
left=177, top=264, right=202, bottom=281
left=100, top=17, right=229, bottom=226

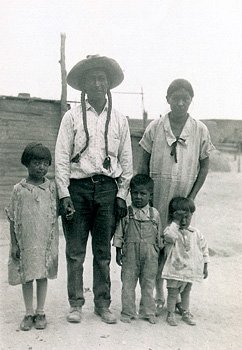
left=62, top=177, right=118, bottom=308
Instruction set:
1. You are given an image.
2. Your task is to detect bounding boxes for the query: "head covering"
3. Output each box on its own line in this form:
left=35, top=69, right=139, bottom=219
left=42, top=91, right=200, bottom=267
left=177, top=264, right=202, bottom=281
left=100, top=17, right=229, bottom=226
left=21, top=142, right=52, bottom=167
left=67, top=54, right=124, bottom=91
left=167, top=79, right=194, bottom=98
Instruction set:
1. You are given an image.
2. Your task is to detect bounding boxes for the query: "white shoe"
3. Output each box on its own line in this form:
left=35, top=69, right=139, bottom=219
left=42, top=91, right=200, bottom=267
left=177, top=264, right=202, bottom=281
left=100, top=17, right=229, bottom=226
left=67, top=306, right=82, bottom=323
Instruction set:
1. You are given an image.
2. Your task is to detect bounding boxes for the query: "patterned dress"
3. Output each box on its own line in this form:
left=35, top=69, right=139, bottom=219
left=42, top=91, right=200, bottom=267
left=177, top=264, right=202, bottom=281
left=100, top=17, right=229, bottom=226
left=5, top=178, right=59, bottom=285
left=140, top=113, right=215, bottom=231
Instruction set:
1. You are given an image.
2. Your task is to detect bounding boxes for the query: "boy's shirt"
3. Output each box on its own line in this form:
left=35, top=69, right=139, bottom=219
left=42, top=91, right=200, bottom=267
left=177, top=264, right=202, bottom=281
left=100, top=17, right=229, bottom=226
left=113, top=203, right=163, bottom=249
left=162, top=221, right=209, bottom=283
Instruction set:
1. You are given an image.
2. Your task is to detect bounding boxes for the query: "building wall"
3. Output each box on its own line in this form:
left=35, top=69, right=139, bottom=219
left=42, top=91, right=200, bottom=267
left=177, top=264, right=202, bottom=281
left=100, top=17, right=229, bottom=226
left=0, top=96, right=62, bottom=218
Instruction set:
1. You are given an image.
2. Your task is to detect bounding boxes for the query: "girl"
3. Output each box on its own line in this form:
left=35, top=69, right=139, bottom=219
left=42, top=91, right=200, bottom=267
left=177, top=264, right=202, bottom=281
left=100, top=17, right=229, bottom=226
left=162, top=197, right=209, bottom=326
left=5, top=143, right=59, bottom=331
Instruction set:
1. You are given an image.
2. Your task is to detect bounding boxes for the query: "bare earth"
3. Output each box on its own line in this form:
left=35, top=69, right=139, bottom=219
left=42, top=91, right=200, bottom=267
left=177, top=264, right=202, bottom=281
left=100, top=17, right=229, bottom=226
left=1, top=170, right=242, bottom=350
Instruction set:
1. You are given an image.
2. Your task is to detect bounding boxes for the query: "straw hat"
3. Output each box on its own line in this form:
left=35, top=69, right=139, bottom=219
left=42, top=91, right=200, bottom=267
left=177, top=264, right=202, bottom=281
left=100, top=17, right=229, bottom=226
left=67, top=54, right=124, bottom=91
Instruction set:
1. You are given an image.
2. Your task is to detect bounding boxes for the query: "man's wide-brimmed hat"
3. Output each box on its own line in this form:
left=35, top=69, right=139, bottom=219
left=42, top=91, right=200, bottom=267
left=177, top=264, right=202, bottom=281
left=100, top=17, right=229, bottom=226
left=67, top=54, right=124, bottom=91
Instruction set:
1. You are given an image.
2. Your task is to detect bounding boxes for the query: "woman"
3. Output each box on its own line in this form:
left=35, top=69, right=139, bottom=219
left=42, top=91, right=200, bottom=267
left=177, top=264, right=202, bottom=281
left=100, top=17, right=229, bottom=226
left=139, top=79, right=214, bottom=313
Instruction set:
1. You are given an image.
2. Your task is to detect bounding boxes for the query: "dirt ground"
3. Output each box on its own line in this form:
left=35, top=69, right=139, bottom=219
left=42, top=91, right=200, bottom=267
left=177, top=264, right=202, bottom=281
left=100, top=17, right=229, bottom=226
left=1, top=167, right=242, bottom=349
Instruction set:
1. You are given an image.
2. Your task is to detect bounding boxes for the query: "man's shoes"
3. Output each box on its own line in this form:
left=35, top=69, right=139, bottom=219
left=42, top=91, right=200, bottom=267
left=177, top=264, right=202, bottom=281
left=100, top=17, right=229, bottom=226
left=67, top=306, right=82, bottom=323
left=94, top=307, right=117, bottom=324
left=182, top=311, right=196, bottom=326
left=166, top=312, right=178, bottom=326
left=34, top=314, right=47, bottom=329
left=20, top=315, right=34, bottom=331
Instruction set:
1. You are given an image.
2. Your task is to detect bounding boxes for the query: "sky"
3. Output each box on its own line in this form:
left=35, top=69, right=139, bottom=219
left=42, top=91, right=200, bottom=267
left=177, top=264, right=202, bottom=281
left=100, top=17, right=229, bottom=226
left=1, top=0, right=242, bottom=120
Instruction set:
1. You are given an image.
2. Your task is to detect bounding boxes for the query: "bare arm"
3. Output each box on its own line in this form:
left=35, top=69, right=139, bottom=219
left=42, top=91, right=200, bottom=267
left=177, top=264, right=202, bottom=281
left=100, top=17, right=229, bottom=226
left=188, top=157, right=209, bottom=200
left=138, top=149, right=151, bottom=175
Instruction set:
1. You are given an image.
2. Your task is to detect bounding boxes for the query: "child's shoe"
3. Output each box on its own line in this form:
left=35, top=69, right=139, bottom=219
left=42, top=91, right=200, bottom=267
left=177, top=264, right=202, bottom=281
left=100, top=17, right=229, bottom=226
left=34, top=314, right=47, bottom=329
left=166, top=312, right=178, bottom=326
left=148, top=315, right=157, bottom=324
left=120, top=315, right=132, bottom=323
left=20, top=315, right=34, bottom=331
left=182, top=311, right=196, bottom=326
left=155, top=299, right=165, bottom=316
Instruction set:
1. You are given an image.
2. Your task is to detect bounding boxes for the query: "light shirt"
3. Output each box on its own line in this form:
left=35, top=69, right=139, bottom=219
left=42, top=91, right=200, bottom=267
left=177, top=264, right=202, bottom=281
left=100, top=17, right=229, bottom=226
left=55, top=100, right=133, bottom=199
left=162, top=221, right=209, bottom=283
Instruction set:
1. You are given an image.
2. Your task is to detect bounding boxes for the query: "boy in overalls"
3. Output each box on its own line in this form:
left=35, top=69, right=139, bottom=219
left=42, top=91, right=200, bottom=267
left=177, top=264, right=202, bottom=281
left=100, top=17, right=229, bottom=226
left=113, top=174, right=163, bottom=324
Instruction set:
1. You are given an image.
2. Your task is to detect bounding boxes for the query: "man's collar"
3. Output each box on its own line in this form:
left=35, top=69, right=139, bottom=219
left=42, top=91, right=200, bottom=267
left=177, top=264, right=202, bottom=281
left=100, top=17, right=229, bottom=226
left=86, top=99, right=108, bottom=112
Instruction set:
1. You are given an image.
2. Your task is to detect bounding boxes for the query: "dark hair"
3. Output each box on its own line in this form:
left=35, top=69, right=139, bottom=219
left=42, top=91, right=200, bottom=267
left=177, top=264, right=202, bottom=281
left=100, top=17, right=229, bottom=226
left=167, top=79, right=194, bottom=98
left=21, top=142, right=52, bottom=167
left=130, top=174, right=154, bottom=194
left=168, top=197, right=196, bottom=222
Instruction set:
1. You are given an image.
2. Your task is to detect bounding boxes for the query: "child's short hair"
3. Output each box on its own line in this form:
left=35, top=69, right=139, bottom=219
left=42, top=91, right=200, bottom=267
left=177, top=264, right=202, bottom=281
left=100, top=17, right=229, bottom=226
left=130, top=174, right=154, bottom=193
left=21, top=142, right=52, bottom=167
left=168, top=197, right=196, bottom=221
left=167, top=79, right=194, bottom=98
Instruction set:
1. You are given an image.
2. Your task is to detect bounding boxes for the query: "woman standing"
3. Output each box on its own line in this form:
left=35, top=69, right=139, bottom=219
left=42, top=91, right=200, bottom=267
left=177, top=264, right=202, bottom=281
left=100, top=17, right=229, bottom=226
left=139, top=79, right=214, bottom=311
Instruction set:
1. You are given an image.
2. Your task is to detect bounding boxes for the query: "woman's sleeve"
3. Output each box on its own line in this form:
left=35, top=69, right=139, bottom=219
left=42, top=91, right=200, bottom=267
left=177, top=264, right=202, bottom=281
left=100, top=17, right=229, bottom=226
left=199, top=123, right=215, bottom=160
left=139, top=119, right=159, bottom=154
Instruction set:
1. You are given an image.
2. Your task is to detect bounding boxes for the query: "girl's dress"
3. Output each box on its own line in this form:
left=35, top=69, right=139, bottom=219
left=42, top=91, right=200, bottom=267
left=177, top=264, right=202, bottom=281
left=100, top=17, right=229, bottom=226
left=162, top=222, right=209, bottom=283
left=140, top=113, right=215, bottom=231
left=5, top=178, right=59, bottom=285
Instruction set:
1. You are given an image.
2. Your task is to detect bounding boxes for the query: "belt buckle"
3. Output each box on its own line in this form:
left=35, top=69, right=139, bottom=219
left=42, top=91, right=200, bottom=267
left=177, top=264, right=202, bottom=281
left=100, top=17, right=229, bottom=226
left=91, top=175, right=100, bottom=183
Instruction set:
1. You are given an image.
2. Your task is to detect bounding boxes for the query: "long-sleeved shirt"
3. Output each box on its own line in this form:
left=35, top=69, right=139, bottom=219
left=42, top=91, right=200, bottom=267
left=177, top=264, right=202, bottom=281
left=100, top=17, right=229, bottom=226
left=162, top=222, right=209, bottom=283
left=55, top=100, right=133, bottom=199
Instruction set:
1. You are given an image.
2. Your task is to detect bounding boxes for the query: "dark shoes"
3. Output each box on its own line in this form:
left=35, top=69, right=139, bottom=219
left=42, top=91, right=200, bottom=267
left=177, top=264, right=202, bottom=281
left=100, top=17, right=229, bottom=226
left=34, top=314, right=47, bottom=329
left=67, top=306, right=82, bottom=323
left=20, top=315, right=34, bottom=331
left=94, top=307, right=117, bottom=324
left=20, top=314, right=47, bottom=331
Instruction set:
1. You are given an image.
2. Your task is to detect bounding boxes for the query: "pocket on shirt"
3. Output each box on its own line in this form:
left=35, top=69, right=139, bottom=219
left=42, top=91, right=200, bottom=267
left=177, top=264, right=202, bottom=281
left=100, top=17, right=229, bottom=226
left=108, top=138, right=120, bottom=157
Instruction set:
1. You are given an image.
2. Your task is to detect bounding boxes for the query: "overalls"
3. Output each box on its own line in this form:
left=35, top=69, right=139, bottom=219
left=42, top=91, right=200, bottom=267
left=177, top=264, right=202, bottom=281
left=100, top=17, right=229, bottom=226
left=121, top=206, right=159, bottom=318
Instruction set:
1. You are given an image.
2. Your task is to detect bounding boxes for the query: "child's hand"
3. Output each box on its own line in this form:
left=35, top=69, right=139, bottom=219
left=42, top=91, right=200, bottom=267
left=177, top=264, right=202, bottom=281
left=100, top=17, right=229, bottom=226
left=203, top=263, right=208, bottom=279
left=172, top=210, right=186, bottom=226
left=116, top=248, right=123, bottom=266
left=11, top=244, right=20, bottom=260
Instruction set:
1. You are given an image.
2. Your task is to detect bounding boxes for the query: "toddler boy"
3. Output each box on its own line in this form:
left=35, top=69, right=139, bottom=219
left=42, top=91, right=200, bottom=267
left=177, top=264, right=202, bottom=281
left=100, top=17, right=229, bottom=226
left=113, top=174, right=163, bottom=324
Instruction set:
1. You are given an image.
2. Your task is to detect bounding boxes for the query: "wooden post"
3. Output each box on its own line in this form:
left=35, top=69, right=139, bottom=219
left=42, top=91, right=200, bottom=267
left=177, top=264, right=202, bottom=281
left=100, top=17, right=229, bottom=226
left=59, top=33, right=68, bottom=117
left=141, top=87, right=147, bottom=130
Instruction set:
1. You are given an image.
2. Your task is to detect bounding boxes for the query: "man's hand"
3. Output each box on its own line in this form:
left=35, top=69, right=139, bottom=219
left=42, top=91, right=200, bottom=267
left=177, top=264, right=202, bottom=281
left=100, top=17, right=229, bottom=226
left=115, top=198, right=127, bottom=220
left=203, top=263, right=208, bottom=279
left=61, top=197, right=75, bottom=221
left=116, top=248, right=123, bottom=266
left=11, top=243, right=20, bottom=260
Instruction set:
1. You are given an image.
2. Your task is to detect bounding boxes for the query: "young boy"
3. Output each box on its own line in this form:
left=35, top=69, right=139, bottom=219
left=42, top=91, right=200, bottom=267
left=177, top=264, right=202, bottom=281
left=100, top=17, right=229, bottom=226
left=162, top=197, right=209, bottom=326
left=113, top=174, right=163, bottom=324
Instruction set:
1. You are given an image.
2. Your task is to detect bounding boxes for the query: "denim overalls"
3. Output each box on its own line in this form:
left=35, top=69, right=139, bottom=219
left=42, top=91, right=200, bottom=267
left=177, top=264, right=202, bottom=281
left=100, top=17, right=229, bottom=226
left=121, top=206, right=159, bottom=318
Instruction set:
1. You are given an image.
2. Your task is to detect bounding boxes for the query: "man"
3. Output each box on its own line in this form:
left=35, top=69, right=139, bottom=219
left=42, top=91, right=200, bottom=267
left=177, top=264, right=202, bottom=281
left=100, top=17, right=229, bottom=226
left=55, top=55, right=133, bottom=324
